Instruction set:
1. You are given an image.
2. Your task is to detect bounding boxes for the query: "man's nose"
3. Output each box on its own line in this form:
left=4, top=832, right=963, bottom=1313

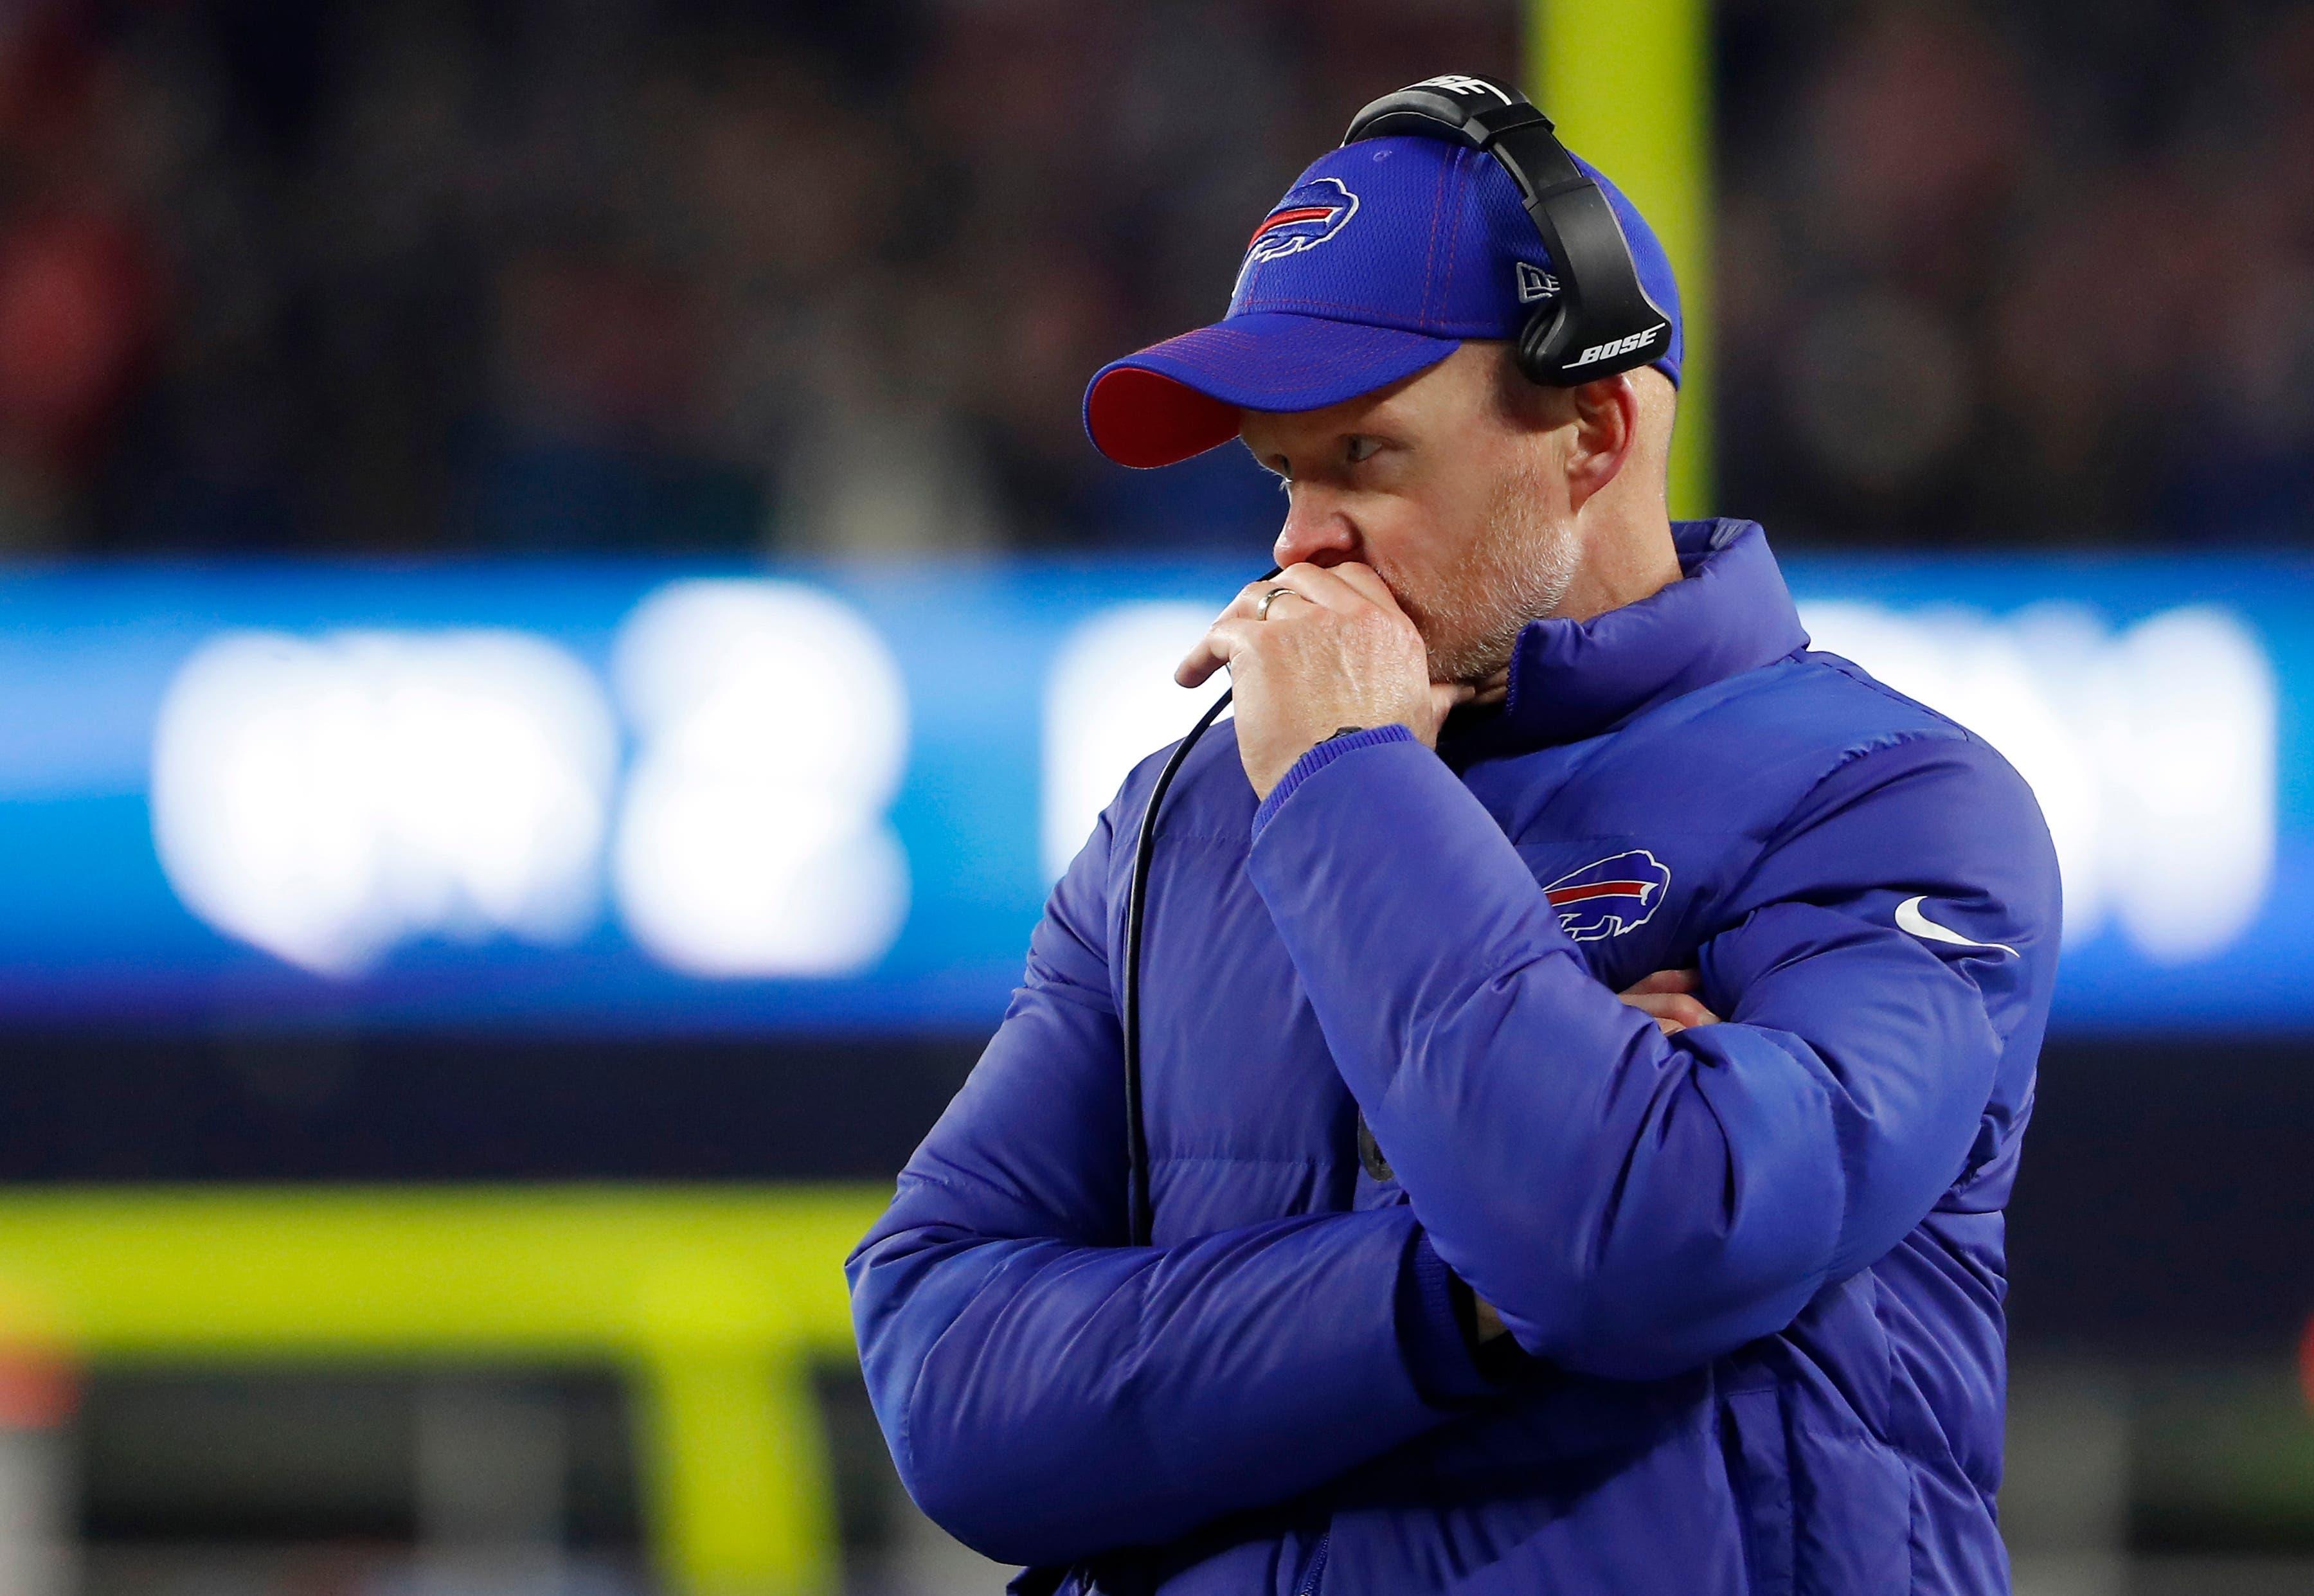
left=1271, top=494, right=1359, bottom=571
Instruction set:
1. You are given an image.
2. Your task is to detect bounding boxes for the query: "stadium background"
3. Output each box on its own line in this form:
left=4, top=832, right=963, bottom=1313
left=0, top=0, right=2310, bottom=1592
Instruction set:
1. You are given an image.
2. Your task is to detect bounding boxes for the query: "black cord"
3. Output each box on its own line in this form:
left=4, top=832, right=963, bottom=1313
left=1120, top=683, right=1232, bottom=1248
left=1067, top=575, right=1271, bottom=1596
left=1119, top=567, right=1277, bottom=1248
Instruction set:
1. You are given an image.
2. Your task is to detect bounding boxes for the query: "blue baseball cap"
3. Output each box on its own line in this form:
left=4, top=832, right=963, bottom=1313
left=1084, top=135, right=1682, bottom=468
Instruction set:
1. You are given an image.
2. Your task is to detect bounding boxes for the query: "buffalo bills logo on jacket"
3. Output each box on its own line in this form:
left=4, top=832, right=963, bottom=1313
left=1544, top=849, right=1671, bottom=942
left=1244, top=177, right=1359, bottom=264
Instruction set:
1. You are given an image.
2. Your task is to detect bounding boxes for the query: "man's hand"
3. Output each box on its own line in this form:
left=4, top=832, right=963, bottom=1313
left=1177, top=562, right=1473, bottom=798
left=1617, top=967, right=1720, bottom=1036
left=1468, top=969, right=1722, bottom=1346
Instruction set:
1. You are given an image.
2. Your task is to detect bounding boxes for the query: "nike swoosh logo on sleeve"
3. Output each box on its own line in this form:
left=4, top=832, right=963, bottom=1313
left=1896, top=895, right=2018, bottom=958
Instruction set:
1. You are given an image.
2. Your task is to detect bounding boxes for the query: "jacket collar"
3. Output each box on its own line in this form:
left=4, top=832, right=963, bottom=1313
left=1478, top=519, right=1809, bottom=751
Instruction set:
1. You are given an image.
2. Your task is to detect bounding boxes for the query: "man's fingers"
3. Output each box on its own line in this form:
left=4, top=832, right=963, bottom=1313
left=1176, top=616, right=1259, bottom=688
left=1617, top=989, right=1721, bottom=1035
left=1219, top=568, right=1347, bottom=623
left=1181, top=574, right=1316, bottom=683
left=1314, top=561, right=1408, bottom=618
left=1263, top=562, right=1369, bottom=614
left=1173, top=558, right=1421, bottom=689
left=1239, top=562, right=1401, bottom=620
left=1180, top=565, right=1367, bottom=684
left=1178, top=604, right=1255, bottom=684
left=1177, top=645, right=1219, bottom=688
left=1431, top=680, right=1475, bottom=719
left=1222, top=577, right=1304, bottom=619
left=1617, top=970, right=1719, bottom=1037
left=1620, top=967, right=1699, bottom=997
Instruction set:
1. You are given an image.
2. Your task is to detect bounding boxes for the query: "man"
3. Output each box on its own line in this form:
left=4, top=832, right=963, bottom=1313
left=848, top=89, right=2059, bottom=1596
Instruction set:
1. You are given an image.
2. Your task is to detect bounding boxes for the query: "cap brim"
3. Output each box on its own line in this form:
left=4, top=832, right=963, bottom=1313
left=1083, top=313, right=1462, bottom=469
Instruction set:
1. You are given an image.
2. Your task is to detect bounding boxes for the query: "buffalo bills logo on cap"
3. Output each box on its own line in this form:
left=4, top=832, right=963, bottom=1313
left=1243, top=176, right=1359, bottom=265
left=1544, top=849, right=1671, bottom=942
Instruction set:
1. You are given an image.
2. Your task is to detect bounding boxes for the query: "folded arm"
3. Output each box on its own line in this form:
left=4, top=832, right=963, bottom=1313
left=1246, top=728, right=2058, bottom=1381
left=845, top=800, right=1482, bottom=1568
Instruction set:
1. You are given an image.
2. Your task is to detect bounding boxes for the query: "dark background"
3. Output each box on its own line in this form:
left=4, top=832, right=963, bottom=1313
left=2, top=1, right=2310, bottom=1591
left=0, top=0, right=2307, bottom=562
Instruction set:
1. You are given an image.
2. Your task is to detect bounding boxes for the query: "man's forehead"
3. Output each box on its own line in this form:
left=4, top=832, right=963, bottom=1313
left=1239, top=392, right=1385, bottom=450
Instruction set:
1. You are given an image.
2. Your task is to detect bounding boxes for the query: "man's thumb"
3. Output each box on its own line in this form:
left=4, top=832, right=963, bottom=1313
left=1431, top=680, right=1477, bottom=717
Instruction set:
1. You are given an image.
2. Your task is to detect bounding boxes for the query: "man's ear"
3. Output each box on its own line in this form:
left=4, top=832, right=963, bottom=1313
left=1565, top=373, right=1638, bottom=515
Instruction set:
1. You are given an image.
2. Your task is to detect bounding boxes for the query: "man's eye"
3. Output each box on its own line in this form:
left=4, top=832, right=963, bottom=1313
left=1345, top=436, right=1379, bottom=465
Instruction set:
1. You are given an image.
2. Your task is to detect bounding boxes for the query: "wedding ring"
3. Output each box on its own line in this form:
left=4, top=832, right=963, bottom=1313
left=1255, top=585, right=1301, bottom=621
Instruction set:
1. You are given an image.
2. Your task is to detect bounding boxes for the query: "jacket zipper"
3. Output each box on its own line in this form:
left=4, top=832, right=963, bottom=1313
left=1293, top=1529, right=1331, bottom=1596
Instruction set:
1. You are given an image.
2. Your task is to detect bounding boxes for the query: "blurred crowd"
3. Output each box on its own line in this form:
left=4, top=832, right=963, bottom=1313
left=0, top=0, right=2306, bottom=559
left=1719, top=0, right=2314, bottom=546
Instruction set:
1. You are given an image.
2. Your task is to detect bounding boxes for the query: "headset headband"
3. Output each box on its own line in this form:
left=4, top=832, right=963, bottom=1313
left=1342, top=74, right=1671, bottom=388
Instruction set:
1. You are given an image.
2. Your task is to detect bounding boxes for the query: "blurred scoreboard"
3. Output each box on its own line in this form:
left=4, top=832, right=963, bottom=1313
left=1, top=551, right=2306, bottom=1036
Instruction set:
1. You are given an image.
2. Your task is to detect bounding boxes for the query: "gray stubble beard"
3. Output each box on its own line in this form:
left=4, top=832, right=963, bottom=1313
left=1384, top=454, right=1577, bottom=688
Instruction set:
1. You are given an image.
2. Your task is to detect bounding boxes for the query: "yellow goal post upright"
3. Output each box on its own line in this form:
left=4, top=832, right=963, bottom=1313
left=0, top=1187, right=883, bottom=1596
left=1533, top=0, right=1714, bottom=518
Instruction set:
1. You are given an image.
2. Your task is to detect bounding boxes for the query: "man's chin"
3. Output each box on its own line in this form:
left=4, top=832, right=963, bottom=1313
left=1424, top=630, right=1521, bottom=694
left=1391, top=575, right=1521, bottom=691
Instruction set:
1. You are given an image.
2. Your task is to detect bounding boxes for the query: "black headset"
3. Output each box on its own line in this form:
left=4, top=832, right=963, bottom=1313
left=1116, top=75, right=1666, bottom=1250
left=1345, top=73, right=1672, bottom=388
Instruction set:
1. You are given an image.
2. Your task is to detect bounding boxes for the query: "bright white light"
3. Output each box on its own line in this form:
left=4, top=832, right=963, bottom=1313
left=151, top=630, right=616, bottom=976
left=2094, top=608, right=2276, bottom=964
left=1042, top=602, right=1216, bottom=880
left=1799, top=600, right=2275, bottom=966
left=610, top=580, right=909, bottom=978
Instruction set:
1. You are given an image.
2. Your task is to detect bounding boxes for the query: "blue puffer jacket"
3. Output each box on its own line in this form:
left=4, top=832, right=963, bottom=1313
left=847, top=520, right=2060, bottom=1595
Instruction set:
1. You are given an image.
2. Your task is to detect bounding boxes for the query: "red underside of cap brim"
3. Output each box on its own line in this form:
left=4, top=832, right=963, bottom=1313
left=1082, top=314, right=1464, bottom=469
left=1085, top=368, right=1242, bottom=470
